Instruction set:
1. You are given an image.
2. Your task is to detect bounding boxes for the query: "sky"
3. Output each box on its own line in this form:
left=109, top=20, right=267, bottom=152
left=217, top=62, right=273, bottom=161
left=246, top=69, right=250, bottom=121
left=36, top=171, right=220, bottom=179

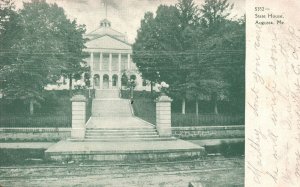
left=15, top=0, right=245, bottom=43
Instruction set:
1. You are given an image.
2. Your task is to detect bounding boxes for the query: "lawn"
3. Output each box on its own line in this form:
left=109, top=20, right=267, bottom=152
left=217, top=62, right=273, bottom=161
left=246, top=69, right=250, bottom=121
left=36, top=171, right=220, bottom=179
left=128, top=91, right=244, bottom=126
left=0, top=90, right=93, bottom=128
left=0, top=114, right=71, bottom=128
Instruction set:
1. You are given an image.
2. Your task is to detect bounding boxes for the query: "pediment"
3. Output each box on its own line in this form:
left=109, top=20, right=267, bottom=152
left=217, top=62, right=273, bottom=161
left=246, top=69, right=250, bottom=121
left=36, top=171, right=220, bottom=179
left=86, top=35, right=131, bottom=50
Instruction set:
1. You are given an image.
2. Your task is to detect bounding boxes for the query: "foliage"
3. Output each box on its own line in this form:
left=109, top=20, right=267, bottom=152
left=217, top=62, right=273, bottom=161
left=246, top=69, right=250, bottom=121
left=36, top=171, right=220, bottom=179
left=200, top=0, right=233, bottom=30
left=0, top=0, right=20, bottom=69
left=133, top=0, right=245, bottom=114
left=0, top=0, right=88, bottom=114
left=133, top=0, right=201, bottom=103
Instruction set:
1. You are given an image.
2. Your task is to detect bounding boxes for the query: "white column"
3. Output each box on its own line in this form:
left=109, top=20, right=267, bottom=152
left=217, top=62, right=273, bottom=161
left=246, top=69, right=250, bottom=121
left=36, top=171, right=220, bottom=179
left=90, top=53, right=94, bottom=88
left=127, top=53, right=130, bottom=70
left=118, top=53, right=121, bottom=72
left=90, top=52, right=94, bottom=71
left=118, top=53, right=121, bottom=88
left=109, top=74, right=112, bottom=89
left=109, top=53, right=112, bottom=72
left=100, top=74, right=103, bottom=89
left=100, top=52, right=103, bottom=71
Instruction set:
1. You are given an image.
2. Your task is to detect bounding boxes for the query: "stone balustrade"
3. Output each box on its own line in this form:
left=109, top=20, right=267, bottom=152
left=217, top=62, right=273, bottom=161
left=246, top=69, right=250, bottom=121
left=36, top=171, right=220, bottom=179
left=155, top=94, right=173, bottom=137
left=71, top=95, right=87, bottom=139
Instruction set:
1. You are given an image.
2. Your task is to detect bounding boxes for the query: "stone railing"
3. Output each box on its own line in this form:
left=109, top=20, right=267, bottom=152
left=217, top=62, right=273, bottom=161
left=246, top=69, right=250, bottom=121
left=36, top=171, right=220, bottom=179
left=0, top=128, right=71, bottom=142
left=172, top=125, right=245, bottom=139
left=155, top=94, right=172, bottom=137
left=71, top=95, right=87, bottom=139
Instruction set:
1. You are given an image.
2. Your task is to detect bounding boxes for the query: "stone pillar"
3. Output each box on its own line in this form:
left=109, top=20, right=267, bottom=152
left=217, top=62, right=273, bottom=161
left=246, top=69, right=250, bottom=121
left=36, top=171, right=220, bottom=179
left=155, top=94, right=173, bottom=137
left=71, top=95, right=87, bottom=139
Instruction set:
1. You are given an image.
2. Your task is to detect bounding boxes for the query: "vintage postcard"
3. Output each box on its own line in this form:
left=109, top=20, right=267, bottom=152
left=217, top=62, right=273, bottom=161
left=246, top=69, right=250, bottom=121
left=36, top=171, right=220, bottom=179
left=0, top=0, right=298, bottom=186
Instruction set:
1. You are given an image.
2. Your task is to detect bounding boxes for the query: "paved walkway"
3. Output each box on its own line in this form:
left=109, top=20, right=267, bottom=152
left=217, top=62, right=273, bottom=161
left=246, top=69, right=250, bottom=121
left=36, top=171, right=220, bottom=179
left=0, top=138, right=244, bottom=149
left=45, top=139, right=203, bottom=153
left=0, top=142, right=54, bottom=149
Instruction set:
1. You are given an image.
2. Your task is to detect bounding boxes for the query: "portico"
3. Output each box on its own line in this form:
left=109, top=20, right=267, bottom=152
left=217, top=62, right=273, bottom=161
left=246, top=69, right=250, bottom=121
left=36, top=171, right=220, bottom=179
left=84, top=19, right=138, bottom=90
left=90, top=51, right=132, bottom=89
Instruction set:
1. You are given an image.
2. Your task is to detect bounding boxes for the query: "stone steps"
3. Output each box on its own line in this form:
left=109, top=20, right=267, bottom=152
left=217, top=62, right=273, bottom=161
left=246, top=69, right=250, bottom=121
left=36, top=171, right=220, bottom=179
left=92, top=99, right=132, bottom=117
left=85, top=126, right=160, bottom=140
left=72, top=137, right=176, bottom=142
left=85, top=131, right=157, bottom=136
left=95, top=89, right=120, bottom=99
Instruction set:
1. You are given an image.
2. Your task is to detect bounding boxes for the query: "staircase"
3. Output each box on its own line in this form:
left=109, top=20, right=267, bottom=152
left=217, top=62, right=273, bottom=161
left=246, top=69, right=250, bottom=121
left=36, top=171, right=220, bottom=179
left=84, top=89, right=174, bottom=141
left=92, top=99, right=132, bottom=117
left=83, top=116, right=175, bottom=141
left=95, top=89, right=119, bottom=98
left=45, top=89, right=205, bottom=161
left=84, top=128, right=174, bottom=141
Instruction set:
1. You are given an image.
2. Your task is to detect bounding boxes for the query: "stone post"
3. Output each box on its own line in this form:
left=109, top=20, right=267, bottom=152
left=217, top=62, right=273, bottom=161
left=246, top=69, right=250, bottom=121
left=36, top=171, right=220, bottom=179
left=155, top=94, right=173, bottom=137
left=71, top=95, right=87, bottom=139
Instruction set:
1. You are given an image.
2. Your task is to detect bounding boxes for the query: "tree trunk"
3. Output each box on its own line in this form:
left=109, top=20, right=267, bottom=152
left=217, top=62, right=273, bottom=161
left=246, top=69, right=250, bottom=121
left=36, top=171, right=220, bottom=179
left=181, top=98, right=186, bottom=114
left=150, top=81, right=153, bottom=94
left=29, top=99, right=34, bottom=116
left=214, top=100, right=219, bottom=115
left=69, top=74, right=73, bottom=97
left=195, top=99, right=199, bottom=117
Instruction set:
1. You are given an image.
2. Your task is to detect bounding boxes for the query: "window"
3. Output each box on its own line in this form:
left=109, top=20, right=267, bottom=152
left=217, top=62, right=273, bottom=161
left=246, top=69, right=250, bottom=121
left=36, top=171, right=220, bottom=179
left=130, top=74, right=136, bottom=80
left=112, top=74, right=118, bottom=86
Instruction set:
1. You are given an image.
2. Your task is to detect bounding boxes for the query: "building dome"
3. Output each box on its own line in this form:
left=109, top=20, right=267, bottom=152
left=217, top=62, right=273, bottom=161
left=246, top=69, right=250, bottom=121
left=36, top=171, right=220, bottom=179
left=100, top=19, right=111, bottom=28
left=85, top=18, right=127, bottom=42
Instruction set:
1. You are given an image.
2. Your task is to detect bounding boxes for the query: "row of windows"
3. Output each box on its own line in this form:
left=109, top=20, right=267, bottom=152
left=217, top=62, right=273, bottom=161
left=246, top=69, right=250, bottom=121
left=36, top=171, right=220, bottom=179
left=93, top=74, right=147, bottom=87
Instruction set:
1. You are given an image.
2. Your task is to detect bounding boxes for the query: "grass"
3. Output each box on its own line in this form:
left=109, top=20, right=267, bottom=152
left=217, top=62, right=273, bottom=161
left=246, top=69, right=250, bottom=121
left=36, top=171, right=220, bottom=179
left=0, top=114, right=71, bottom=128
left=0, top=89, right=244, bottom=127
left=0, top=148, right=47, bottom=166
left=0, top=90, right=94, bottom=128
left=128, top=91, right=244, bottom=126
left=132, top=98, right=156, bottom=124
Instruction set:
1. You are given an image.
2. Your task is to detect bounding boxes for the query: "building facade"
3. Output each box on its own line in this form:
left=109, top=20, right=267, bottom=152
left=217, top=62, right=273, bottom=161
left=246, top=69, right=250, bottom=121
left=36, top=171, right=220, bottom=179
left=84, top=19, right=149, bottom=91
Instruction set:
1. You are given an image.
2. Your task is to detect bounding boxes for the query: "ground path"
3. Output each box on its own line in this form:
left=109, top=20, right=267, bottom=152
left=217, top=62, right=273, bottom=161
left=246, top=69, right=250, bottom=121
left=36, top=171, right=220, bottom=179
left=0, top=156, right=244, bottom=187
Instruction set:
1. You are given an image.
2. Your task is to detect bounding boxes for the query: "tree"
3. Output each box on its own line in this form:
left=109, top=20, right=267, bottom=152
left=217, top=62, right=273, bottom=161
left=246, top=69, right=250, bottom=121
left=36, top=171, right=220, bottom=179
left=200, top=0, right=233, bottom=30
left=0, top=0, right=21, bottom=69
left=0, top=0, right=88, bottom=115
left=134, top=0, right=245, bottom=115
left=133, top=0, right=200, bottom=114
left=188, top=0, right=245, bottom=114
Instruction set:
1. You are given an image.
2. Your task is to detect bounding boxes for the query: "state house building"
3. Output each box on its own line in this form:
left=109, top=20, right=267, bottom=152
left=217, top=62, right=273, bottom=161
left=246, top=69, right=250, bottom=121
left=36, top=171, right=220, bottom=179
left=84, top=19, right=149, bottom=91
